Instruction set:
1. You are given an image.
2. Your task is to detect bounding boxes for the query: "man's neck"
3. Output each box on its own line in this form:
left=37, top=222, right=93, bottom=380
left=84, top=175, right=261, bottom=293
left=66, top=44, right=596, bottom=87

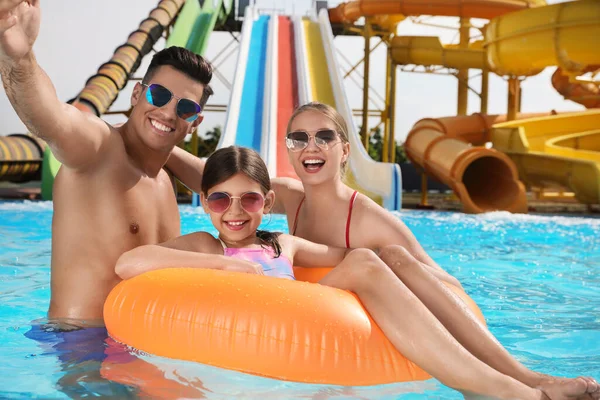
left=119, top=122, right=169, bottom=177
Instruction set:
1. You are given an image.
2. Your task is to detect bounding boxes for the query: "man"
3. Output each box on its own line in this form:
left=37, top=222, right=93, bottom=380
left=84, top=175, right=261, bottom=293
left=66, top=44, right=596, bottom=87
left=0, top=0, right=259, bottom=326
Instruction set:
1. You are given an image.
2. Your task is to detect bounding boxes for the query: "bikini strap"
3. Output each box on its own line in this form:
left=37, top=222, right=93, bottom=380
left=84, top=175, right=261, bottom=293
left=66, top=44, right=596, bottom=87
left=345, top=191, right=358, bottom=248
left=291, top=196, right=305, bottom=235
left=217, top=237, right=227, bottom=249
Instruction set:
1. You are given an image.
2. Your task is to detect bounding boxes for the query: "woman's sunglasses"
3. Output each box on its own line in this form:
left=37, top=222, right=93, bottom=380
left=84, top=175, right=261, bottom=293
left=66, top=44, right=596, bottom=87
left=205, top=191, right=265, bottom=213
left=285, top=129, right=339, bottom=152
left=142, top=83, right=202, bottom=122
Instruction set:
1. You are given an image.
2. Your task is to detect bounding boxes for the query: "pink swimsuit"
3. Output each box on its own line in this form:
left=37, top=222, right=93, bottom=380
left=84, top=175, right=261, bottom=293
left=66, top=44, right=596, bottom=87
left=218, top=238, right=295, bottom=280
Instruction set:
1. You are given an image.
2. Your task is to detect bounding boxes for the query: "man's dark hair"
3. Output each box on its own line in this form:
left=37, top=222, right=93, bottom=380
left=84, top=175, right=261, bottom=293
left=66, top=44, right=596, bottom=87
left=143, top=46, right=214, bottom=108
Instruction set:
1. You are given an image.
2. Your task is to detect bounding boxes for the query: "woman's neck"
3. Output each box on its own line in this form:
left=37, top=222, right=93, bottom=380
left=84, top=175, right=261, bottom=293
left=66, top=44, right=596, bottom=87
left=303, top=177, right=353, bottom=206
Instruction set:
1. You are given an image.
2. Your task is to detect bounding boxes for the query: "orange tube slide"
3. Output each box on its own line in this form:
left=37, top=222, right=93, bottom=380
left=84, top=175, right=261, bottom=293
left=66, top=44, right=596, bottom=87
left=405, top=114, right=529, bottom=213
left=552, top=66, right=600, bottom=109
left=104, top=267, right=485, bottom=385
left=329, top=0, right=543, bottom=24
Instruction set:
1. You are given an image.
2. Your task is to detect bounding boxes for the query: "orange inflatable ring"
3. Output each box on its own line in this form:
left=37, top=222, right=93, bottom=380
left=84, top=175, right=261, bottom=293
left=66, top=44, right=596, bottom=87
left=104, top=267, right=485, bottom=385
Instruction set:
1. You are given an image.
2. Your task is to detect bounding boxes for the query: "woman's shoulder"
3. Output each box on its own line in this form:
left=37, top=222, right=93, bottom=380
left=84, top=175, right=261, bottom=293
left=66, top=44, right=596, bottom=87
left=352, top=194, right=405, bottom=238
left=274, top=232, right=293, bottom=244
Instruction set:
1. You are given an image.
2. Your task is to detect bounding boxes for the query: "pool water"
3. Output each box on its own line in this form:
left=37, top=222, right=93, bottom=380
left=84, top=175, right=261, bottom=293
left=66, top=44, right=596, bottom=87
left=0, top=201, right=598, bottom=399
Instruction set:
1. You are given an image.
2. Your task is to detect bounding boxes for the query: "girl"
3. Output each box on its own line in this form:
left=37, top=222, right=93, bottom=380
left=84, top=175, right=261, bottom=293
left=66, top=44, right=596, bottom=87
left=119, top=146, right=558, bottom=400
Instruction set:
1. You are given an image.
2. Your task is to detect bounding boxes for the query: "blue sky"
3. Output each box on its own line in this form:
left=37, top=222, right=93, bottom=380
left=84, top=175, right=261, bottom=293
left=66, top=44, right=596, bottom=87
left=0, top=0, right=582, bottom=142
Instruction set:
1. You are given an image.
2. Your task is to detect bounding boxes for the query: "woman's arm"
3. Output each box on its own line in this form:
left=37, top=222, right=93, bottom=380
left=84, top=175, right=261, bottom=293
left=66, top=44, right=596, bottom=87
left=115, top=232, right=263, bottom=279
left=282, top=234, right=350, bottom=268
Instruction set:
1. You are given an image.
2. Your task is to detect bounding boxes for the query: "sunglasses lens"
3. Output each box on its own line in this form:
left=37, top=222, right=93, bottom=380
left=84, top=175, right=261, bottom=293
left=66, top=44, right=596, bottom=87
left=286, top=131, right=309, bottom=151
left=240, top=192, right=265, bottom=212
left=146, top=84, right=172, bottom=107
left=177, top=99, right=201, bottom=122
left=206, top=192, right=231, bottom=213
left=315, top=129, right=337, bottom=144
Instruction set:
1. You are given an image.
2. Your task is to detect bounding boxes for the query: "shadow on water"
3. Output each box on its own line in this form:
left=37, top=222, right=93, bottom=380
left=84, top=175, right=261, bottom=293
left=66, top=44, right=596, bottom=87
left=23, top=320, right=444, bottom=399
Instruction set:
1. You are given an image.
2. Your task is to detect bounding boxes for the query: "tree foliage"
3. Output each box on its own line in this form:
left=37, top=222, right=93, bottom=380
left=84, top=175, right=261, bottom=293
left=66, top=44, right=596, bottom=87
left=185, top=126, right=222, bottom=157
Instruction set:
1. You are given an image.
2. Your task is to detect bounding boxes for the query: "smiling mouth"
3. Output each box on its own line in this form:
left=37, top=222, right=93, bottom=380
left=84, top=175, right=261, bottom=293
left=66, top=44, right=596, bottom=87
left=150, top=119, right=174, bottom=134
left=225, top=220, right=248, bottom=231
left=302, top=159, right=325, bottom=172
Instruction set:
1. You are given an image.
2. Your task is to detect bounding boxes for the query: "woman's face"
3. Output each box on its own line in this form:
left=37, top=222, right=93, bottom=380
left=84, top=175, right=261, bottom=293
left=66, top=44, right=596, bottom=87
left=287, top=110, right=349, bottom=186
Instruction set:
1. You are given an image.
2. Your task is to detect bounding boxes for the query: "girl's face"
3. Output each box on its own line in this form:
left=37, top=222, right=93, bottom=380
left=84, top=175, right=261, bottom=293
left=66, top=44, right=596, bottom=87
left=287, top=110, right=349, bottom=186
left=201, top=173, right=275, bottom=246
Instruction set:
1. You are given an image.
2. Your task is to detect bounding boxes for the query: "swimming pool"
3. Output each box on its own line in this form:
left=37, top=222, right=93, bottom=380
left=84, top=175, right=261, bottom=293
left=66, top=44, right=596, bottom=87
left=1, top=200, right=598, bottom=399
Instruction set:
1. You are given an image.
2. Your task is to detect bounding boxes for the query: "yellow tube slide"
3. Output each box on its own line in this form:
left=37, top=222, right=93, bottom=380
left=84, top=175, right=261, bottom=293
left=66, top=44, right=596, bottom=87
left=333, top=0, right=599, bottom=80
left=0, top=135, right=45, bottom=183
left=329, top=0, right=543, bottom=24
left=492, top=110, right=600, bottom=204
left=485, top=0, right=600, bottom=77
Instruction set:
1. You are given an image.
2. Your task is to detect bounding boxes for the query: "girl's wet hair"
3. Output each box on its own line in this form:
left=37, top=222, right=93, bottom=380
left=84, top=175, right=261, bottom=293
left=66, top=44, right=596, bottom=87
left=286, top=102, right=350, bottom=173
left=202, top=146, right=282, bottom=257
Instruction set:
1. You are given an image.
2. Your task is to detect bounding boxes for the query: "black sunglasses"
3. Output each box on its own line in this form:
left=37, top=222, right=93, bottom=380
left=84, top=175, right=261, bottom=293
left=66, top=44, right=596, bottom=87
left=142, top=83, right=202, bottom=122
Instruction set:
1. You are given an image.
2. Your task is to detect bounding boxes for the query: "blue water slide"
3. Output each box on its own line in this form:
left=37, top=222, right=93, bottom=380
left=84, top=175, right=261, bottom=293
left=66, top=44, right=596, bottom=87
left=234, top=15, right=270, bottom=152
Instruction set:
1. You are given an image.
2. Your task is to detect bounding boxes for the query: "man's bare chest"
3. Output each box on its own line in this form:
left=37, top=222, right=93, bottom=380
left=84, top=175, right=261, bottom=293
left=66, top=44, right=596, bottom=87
left=119, top=181, right=180, bottom=243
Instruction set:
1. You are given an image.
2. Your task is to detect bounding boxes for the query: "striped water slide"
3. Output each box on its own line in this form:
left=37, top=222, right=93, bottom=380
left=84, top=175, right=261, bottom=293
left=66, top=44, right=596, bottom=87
left=273, top=16, right=299, bottom=179
left=290, top=11, right=402, bottom=210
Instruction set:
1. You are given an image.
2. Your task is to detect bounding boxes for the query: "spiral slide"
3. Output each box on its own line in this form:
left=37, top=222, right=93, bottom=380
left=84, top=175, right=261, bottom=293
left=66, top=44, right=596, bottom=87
left=331, top=0, right=600, bottom=211
left=486, top=1, right=600, bottom=204
left=493, top=110, right=600, bottom=204
left=1, top=0, right=232, bottom=199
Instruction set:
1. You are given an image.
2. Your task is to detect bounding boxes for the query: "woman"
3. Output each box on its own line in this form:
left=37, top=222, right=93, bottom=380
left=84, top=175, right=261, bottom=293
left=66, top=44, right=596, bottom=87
left=165, top=103, right=597, bottom=399
left=273, top=102, right=598, bottom=399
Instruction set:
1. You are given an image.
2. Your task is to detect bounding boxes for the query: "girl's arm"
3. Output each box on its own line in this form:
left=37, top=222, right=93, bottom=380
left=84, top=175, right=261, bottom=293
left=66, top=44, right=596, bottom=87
left=281, top=234, right=350, bottom=268
left=115, top=232, right=263, bottom=279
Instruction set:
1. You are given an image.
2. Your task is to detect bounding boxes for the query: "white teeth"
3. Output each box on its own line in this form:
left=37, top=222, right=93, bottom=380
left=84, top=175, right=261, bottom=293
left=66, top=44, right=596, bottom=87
left=151, top=119, right=172, bottom=132
left=303, top=159, right=325, bottom=165
left=227, top=221, right=245, bottom=226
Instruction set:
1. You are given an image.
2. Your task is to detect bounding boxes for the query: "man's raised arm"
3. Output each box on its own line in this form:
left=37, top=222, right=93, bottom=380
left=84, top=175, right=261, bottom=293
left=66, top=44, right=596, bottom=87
left=0, top=0, right=110, bottom=169
left=166, top=146, right=206, bottom=194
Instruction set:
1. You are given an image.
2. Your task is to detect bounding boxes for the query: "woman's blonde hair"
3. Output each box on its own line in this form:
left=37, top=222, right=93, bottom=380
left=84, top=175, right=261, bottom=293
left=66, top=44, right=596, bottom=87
left=286, top=102, right=350, bottom=173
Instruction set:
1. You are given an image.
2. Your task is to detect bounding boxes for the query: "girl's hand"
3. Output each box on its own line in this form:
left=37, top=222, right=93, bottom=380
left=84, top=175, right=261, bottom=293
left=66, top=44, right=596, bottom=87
left=223, top=259, right=264, bottom=275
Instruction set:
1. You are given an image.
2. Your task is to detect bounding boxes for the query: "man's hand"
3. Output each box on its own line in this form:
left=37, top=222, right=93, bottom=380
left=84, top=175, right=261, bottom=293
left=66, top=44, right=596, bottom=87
left=222, top=259, right=264, bottom=275
left=0, top=0, right=40, bottom=66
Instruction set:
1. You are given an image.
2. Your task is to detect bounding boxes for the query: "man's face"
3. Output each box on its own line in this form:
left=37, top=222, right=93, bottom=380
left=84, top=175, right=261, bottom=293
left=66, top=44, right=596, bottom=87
left=129, top=65, right=205, bottom=152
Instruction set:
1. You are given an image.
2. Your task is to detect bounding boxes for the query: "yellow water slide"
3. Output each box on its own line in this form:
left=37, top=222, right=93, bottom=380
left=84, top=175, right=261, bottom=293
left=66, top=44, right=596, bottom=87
left=331, top=0, right=600, bottom=211
left=301, top=18, right=384, bottom=207
left=493, top=111, right=600, bottom=204
left=486, top=0, right=600, bottom=203
left=296, top=14, right=403, bottom=210
left=330, top=0, right=541, bottom=213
